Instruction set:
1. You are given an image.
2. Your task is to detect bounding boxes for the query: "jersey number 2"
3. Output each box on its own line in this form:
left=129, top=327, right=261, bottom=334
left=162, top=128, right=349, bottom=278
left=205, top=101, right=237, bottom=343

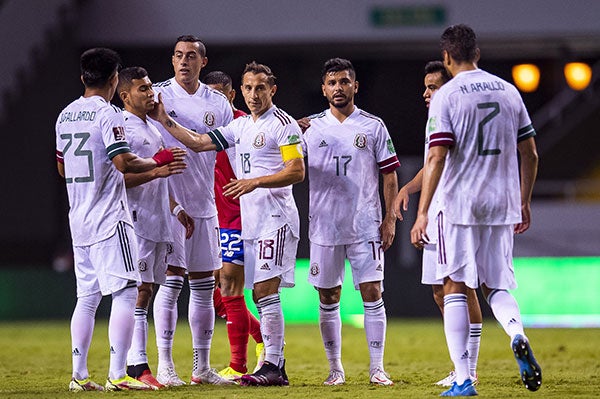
left=477, top=102, right=501, bottom=156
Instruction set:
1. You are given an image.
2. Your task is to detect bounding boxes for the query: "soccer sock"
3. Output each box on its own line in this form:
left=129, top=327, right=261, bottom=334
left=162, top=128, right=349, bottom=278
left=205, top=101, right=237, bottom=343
left=108, top=284, right=137, bottom=380
left=153, top=275, right=184, bottom=370
left=126, top=307, right=148, bottom=368
left=213, top=286, right=227, bottom=319
left=487, top=289, right=525, bottom=340
left=364, top=298, right=387, bottom=372
left=189, top=276, right=215, bottom=374
left=257, top=294, right=284, bottom=366
left=249, top=311, right=262, bottom=343
left=443, top=293, right=470, bottom=385
left=319, top=302, right=343, bottom=372
left=468, top=323, right=482, bottom=377
left=71, top=292, right=102, bottom=380
left=222, top=295, right=250, bottom=373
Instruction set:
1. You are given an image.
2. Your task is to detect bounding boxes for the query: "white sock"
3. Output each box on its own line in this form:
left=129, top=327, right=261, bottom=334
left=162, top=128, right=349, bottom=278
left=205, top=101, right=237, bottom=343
left=257, top=294, right=284, bottom=366
left=189, top=276, right=215, bottom=374
left=319, top=302, right=343, bottom=372
left=71, top=292, right=102, bottom=380
left=127, top=307, right=148, bottom=366
left=468, top=323, right=482, bottom=377
left=487, top=289, right=525, bottom=340
left=363, top=298, right=386, bottom=372
left=108, top=284, right=137, bottom=380
left=443, top=294, right=470, bottom=385
left=153, top=275, right=183, bottom=370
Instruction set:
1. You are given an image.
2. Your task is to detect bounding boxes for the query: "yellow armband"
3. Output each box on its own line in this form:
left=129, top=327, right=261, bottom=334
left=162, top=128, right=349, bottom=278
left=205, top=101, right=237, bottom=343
left=280, top=143, right=304, bottom=162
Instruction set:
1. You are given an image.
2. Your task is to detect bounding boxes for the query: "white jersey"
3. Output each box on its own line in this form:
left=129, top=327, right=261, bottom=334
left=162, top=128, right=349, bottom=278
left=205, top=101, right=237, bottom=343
left=304, top=107, right=400, bottom=245
left=427, top=68, right=536, bottom=225
left=123, top=111, right=172, bottom=242
left=151, top=78, right=233, bottom=218
left=208, top=105, right=302, bottom=240
left=55, top=95, right=132, bottom=246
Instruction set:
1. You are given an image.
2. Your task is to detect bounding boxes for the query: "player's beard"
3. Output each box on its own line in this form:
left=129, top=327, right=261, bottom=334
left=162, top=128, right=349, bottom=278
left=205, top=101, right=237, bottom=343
left=329, top=95, right=351, bottom=109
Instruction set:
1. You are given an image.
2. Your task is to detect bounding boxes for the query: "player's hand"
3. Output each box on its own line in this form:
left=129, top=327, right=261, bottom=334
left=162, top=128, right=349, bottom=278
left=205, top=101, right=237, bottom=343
left=393, top=188, right=410, bottom=221
left=177, top=210, right=195, bottom=239
left=514, top=202, right=532, bottom=234
left=410, top=213, right=430, bottom=249
left=297, top=117, right=311, bottom=133
left=223, top=178, right=258, bottom=199
left=148, top=92, right=167, bottom=121
left=379, top=214, right=396, bottom=251
left=168, top=146, right=187, bottom=162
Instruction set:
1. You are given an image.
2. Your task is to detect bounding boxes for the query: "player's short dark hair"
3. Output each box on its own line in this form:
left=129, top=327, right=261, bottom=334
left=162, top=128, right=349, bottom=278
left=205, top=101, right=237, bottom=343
left=424, top=61, right=451, bottom=84
left=117, top=66, right=148, bottom=94
left=80, top=48, right=121, bottom=88
left=440, top=24, right=478, bottom=63
left=321, top=58, right=356, bottom=83
left=242, top=61, right=276, bottom=86
left=175, top=35, right=207, bottom=57
left=204, top=71, right=232, bottom=87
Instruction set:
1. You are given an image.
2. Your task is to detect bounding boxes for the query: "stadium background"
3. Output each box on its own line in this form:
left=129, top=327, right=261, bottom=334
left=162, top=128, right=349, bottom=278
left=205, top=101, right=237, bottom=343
left=0, top=0, right=598, bottom=324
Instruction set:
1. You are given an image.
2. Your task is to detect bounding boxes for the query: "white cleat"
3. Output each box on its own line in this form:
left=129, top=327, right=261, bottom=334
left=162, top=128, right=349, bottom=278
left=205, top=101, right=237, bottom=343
left=435, top=370, right=456, bottom=387
left=156, top=367, right=186, bottom=387
left=370, top=367, right=394, bottom=386
left=323, top=370, right=345, bottom=386
left=191, top=368, right=235, bottom=385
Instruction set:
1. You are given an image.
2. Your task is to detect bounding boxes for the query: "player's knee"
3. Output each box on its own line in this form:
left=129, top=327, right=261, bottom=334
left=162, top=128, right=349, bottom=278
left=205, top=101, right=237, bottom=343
left=319, top=286, right=342, bottom=304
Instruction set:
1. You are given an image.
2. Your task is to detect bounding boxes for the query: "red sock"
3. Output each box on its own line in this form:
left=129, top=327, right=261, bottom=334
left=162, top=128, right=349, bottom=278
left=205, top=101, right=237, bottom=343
left=249, top=311, right=262, bottom=343
left=222, top=295, right=250, bottom=373
left=213, top=287, right=227, bottom=319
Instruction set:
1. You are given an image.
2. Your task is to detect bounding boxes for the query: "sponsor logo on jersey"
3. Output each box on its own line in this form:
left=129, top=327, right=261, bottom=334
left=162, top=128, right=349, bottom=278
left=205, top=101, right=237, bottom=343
left=260, top=263, right=270, bottom=270
left=386, top=138, right=395, bottom=154
left=204, top=111, right=216, bottom=127
left=318, top=140, right=328, bottom=148
left=253, top=132, right=266, bottom=149
left=113, top=126, right=126, bottom=141
left=168, top=110, right=178, bottom=118
left=138, top=260, right=147, bottom=272
left=310, top=262, right=320, bottom=276
left=353, top=133, right=367, bottom=149
left=375, top=264, right=383, bottom=272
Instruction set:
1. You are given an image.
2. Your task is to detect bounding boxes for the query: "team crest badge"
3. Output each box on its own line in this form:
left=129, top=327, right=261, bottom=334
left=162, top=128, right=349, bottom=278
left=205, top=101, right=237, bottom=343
left=113, top=126, right=126, bottom=141
left=138, top=260, right=147, bottom=272
left=353, top=133, right=367, bottom=149
left=253, top=132, right=266, bottom=149
left=310, top=262, right=320, bottom=276
left=204, top=111, right=216, bottom=127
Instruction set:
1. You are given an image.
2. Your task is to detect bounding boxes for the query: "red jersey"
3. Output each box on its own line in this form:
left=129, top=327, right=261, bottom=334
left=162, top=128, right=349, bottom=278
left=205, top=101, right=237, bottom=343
left=214, top=109, right=246, bottom=229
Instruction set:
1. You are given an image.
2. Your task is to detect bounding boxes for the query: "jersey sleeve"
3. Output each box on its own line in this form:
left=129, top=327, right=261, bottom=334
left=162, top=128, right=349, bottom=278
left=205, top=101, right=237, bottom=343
left=516, top=96, right=536, bottom=142
left=427, top=89, right=456, bottom=148
left=374, top=121, right=400, bottom=174
left=207, top=119, right=237, bottom=151
left=276, top=119, right=304, bottom=161
left=101, top=107, right=131, bottom=160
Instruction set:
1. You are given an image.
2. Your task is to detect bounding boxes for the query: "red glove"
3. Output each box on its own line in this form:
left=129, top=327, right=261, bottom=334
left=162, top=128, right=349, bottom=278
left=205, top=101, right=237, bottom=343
left=152, top=149, right=175, bottom=166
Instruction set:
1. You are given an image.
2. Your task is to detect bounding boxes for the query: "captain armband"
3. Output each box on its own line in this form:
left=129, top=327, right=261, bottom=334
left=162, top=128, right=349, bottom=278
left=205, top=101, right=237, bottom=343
left=280, top=143, right=304, bottom=162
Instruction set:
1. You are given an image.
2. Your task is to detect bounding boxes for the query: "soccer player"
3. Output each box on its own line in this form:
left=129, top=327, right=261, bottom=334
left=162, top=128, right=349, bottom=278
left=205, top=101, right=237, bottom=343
left=394, top=60, right=483, bottom=387
left=302, top=58, right=399, bottom=386
left=150, top=35, right=234, bottom=386
left=116, top=66, right=188, bottom=389
left=204, top=70, right=265, bottom=380
left=56, top=48, right=182, bottom=392
left=411, top=24, right=541, bottom=396
left=149, top=61, right=304, bottom=386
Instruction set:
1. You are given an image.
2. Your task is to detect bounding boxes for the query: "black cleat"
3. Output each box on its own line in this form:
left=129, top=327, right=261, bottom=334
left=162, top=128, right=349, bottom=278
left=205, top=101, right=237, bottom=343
left=512, top=334, right=542, bottom=391
left=240, top=361, right=284, bottom=386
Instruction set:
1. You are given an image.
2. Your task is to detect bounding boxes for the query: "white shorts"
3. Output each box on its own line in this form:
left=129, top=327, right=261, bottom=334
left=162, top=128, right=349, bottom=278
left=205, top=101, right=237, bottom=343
left=244, top=225, right=298, bottom=290
left=135, top=236, right=169, bottom=285
left=73, top=222, right=140, bottom=297
left=421, top=243, right=443, bottom=285
left=308, top=238, right=385, bottom=291
left=167, top=215, right=221, bottom=272
left=436, top=213, right=516, bottom=290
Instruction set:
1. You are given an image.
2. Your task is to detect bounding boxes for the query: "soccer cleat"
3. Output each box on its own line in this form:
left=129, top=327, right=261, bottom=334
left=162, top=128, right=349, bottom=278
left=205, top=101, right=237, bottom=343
left=512, top=334, right=542, bottom=391
left=191, top=368, right=235, bottom=385
left=435, top=370, right=456, bottom=387
left=370, top=367, right=394, bottom=386
left=240, top=361, right=284, bottom=386
left=323, top=369, right=345, bottom=386
left=136, top=369, right=165, bottom=389
left=105, top=375, right=153, bottom=391
left=280, top=359, right=289, bottom=386
left=69, top=377, right=104, bottom=391
left=440, top=379, right=478, bottom=396
left=218, top=366, right=244, bottom=380
left=253, top=342, right=265, bottom=373
left=156, top=367, right=186, bottom=387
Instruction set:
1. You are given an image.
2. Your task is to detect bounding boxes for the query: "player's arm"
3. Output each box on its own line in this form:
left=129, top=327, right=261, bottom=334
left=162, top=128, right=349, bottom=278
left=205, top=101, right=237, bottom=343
left=514, top=137, right=538, bottom=234
left=394, top=168, right=423, bottom=221
left=380, top=170, right=399, bottom=251
left=57, top=162, right=65, bottom=178
left=124, top=148, right=187, bottom=188
left=170, top=196, right=194, bottom=239
left=411, top=145, right=447, bottom=248
left=112, top=146, right=185, bottom=174
left=223, top=143, right=305, bottom=199
left=148, top=93, right=217, bottom=153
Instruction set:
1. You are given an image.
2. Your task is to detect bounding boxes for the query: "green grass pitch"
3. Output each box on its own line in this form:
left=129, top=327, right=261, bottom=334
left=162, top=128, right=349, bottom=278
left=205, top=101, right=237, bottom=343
left=0, top=319, right=598, bottom=398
